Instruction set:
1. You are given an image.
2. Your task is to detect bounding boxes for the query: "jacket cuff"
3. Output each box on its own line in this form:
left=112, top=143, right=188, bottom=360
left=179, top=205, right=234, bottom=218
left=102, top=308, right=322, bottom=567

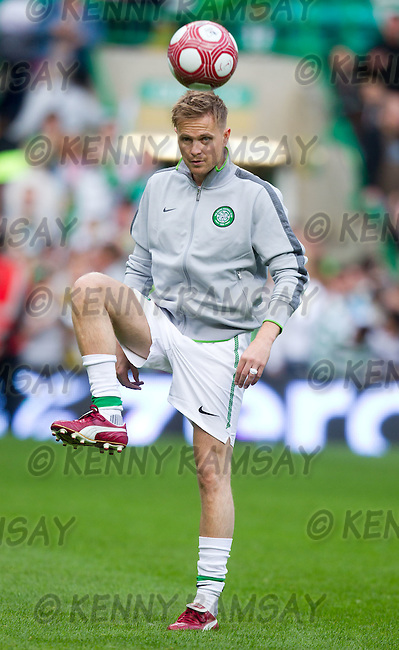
left=262, top=300, right=294, bottom=330
left=123, top=272, right=136, bottom=290
left=123, top=271, right=153, bottom=297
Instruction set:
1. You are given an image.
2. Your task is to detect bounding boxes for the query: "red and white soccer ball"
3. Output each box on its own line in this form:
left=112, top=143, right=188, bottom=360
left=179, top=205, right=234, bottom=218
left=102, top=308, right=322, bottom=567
left=167, top=21, right=238, bottom=89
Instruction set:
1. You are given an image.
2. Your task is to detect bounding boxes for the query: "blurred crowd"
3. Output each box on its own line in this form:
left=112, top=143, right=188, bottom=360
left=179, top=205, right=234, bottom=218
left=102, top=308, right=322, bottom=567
left=308, top=9, right=399, bottom=387
left=0, top=0, right=159, bottom=419
left=331, top=11, right=399, bottom=229
left=0, top=1, right=399, bottom=424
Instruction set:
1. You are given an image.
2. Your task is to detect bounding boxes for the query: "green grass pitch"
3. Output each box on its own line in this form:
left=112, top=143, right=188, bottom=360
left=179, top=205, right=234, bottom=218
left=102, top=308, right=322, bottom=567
left=1, top=434, right=399, bottom=649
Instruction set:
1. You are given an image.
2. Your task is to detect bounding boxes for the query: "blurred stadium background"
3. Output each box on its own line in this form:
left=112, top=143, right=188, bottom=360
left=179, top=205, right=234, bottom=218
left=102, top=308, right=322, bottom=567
left=1, top=0, right=399, bottom=452
left=2, top=2, right=399, bottom=648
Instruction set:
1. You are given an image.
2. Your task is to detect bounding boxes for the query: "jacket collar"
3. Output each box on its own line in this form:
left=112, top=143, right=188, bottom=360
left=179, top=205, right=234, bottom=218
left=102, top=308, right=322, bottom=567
left=175, top=147, right=236, bottom=189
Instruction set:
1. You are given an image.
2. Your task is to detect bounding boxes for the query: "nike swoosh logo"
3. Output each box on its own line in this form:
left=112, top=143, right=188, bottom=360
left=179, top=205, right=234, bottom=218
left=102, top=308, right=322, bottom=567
left=163, top=207, right=176, bottom=212
left=198, top=406, right=218, bottom=417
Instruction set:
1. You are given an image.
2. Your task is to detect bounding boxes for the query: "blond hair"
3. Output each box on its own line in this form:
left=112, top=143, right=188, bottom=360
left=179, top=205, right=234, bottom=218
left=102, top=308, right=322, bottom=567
left=171, top=90, right=228, bottom=129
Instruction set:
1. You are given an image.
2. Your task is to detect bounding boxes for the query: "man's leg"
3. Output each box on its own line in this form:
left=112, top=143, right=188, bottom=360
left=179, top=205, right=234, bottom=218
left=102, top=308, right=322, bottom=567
left=193, top=425, right=234, bottom=538
left=70, top=272, right=151, bottom=359
left=193, top=424, right=233, bottom=614
left=168, top=425, right=233, bottom=630
left=51, top=272, right=151, bottom=449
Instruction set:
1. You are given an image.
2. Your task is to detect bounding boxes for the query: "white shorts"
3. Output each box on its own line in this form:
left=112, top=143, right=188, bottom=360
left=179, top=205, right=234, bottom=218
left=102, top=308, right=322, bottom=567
left=121, top=290, right=251, bottom=446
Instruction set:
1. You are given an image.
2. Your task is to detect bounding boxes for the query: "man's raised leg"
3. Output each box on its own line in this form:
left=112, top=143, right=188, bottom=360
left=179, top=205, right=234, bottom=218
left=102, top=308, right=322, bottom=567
left=51, top=272, right=151, bottom=452
left=70, top=272, right=151, bottom=358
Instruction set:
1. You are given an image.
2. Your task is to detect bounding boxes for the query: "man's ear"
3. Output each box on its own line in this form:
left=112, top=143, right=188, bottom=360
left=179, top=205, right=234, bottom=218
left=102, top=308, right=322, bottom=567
left=223, top=127, right=231, bottom=145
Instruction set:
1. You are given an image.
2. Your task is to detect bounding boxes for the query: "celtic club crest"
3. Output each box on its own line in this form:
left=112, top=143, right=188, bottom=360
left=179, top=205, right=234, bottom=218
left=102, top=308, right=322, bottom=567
left=212, top=206, right=235, bottom=227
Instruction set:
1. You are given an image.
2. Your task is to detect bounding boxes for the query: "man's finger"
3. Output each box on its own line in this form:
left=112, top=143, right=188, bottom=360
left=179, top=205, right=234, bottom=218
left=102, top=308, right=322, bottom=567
left=244, top=373, right=257, bottom=389
left=128, top=366, right=143, bottom=385
left=117, top=372, right=144, bottom=390
left=131, top=367, right=141, bottom=383
left=235, top=364, right=251, bottom=388
left=239, top=364, right=262, bottom=389
left=243, top=370, right=255, bottom=389
left=246, top=365, right=264, bottom=388
left=234, top=358, right=246, bottom=386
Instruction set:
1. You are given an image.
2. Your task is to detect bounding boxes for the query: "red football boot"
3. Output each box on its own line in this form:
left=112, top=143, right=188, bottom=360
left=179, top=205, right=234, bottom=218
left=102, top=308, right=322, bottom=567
left=167, top=603, right=219, bottom=631
left=51, top=405, right=128, bottom=454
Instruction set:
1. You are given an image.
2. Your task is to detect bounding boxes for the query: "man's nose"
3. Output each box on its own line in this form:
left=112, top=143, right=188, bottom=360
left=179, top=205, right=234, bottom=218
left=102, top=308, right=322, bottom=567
left=191, top=141, right=202, bottom=156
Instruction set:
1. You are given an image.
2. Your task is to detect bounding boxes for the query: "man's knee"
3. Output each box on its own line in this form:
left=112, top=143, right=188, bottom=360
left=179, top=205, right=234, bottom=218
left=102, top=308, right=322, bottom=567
left=72, top=272, right=108, bottom=295
left=70, top=272, right=114, bottom=312
left=196, top=446, right=231, bottom=493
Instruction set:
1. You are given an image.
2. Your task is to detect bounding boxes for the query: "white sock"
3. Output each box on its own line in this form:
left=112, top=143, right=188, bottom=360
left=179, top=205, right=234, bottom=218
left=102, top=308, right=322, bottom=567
left=82, top=354, right=123, bottom=425
left=194, top=536, right=232, bottom=616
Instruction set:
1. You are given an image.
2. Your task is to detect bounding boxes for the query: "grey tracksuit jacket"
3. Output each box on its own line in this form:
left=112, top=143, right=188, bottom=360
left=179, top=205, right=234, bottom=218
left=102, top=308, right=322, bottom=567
left=124, top=154, right=309, bottom=341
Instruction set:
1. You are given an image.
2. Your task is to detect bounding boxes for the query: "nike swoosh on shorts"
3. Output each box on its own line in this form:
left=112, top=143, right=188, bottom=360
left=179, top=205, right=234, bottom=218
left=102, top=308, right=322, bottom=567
left=198, top=406, right=218, bottom=417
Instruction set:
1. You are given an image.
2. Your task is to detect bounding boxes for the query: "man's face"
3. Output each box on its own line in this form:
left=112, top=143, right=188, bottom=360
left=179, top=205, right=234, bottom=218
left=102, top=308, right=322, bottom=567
left=175, top=113, right=230, bottom=185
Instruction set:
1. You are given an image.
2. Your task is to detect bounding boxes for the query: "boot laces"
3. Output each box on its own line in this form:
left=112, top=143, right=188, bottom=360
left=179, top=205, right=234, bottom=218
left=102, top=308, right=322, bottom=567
left=177, top=607, right=206, bottom=624
left=78, top=405, right=100, bottom=421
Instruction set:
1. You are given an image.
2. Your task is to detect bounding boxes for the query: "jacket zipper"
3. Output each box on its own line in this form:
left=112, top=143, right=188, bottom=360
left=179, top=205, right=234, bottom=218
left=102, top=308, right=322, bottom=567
left=180, top=185, right=202, bottom=329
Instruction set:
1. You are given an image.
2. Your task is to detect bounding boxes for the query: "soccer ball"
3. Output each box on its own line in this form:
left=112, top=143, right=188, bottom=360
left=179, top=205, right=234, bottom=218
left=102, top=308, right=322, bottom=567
left=167, top=21, right=238, bottom=89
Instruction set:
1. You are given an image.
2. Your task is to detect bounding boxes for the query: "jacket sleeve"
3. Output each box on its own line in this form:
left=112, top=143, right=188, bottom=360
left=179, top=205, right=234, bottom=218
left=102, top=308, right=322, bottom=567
left=252, top=184, right=309, bottom=330
left=124, top=183, right=154, bottom=296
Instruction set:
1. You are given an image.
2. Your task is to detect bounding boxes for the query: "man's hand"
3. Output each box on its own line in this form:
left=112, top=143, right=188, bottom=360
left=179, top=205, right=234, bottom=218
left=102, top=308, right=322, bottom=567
left=234, top=321, right=281, bottom=389
left=116, top=343, right=144, bottom=390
